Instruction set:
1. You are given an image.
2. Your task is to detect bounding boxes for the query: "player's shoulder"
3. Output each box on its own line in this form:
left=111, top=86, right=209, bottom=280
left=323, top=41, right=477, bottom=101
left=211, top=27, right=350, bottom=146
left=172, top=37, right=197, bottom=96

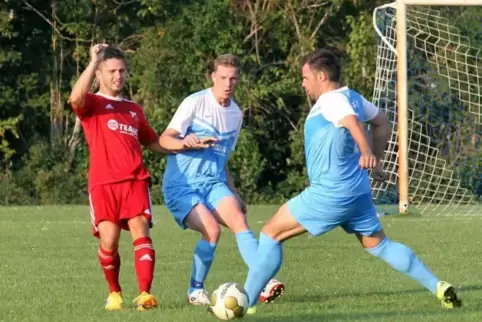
left=324, top=87, right=353, bottom=102
left=177, top=89, right=210, bottom=111
left=185, top=88, right=210, bottom=103
left=120, top=97, right=144, bottom=110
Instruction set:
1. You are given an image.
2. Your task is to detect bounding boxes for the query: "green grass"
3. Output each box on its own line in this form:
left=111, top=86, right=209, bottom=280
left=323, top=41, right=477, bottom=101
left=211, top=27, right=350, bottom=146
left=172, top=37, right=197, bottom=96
left=1, top=205, right=481, bottom=322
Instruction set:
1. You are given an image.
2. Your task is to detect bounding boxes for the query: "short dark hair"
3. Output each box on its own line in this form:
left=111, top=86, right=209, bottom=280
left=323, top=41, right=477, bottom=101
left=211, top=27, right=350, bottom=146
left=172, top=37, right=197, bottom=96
left=301, top=49, right=340, bottom=82
left=100, top=45, right=125, bottom=62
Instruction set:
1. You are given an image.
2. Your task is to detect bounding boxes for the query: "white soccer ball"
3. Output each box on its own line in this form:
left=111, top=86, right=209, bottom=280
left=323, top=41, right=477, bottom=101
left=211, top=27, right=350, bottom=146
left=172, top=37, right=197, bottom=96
left=210, top=282, right=249, bottom=320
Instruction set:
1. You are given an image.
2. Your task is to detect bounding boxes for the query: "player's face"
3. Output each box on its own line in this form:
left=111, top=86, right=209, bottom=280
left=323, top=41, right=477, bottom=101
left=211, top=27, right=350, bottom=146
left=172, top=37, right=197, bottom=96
left=96, top=58, right=127, bottom=96
left=212, top=65, right=239, bottom=101
left=301, top=63, right=322, bottom=101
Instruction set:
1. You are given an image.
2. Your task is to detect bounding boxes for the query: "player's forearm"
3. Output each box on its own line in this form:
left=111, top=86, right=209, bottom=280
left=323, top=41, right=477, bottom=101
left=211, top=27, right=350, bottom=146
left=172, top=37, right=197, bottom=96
left=370, top=122, right=390, bottom=161
left=158, top=134, right=186, bottom=152
left=145, top=140, right=170, bottom=154
left=69, top=60, right=98, bottom=109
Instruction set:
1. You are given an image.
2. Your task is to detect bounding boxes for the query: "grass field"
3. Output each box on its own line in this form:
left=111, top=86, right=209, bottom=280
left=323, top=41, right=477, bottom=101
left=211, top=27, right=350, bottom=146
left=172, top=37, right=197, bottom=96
left=1, top=205, right=482, bottom=322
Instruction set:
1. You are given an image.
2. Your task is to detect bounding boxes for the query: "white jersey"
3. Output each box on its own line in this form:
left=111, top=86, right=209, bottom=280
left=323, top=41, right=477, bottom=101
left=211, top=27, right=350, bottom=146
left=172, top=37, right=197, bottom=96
left=162, top=88, right=243, bottom=188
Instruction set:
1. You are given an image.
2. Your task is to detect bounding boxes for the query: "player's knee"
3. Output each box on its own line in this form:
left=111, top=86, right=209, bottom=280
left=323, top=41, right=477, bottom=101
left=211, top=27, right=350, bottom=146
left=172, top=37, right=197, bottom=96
left=98, top=221, right=120, bottom=251
left=201, top=222, right=221, bottom=243
left=128, top=215, right=149, bottom=239
left=358, top=229, right=386, bottom=249
left=261, top=224, right=280, bottom=241
left=100, top=235, right=119, bottom=252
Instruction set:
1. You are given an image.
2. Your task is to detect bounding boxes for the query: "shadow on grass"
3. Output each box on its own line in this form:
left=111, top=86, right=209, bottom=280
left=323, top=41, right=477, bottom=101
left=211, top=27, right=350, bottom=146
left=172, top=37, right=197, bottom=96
left=246, top=308, right=474, bottom=322
left=283, top=284, right=482, bottom=304
left=243, top=285, right=482, bottom=321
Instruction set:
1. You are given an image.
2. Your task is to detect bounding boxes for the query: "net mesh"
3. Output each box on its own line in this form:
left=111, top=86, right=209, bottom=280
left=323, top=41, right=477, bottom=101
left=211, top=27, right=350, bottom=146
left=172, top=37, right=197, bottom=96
left=372, top=3, right=481, bottom=215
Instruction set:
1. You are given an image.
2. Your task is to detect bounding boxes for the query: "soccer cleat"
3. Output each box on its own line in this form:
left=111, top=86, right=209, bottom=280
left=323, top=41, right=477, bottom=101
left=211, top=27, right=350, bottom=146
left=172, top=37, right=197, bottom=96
left=246, top=306, right=257, bottom=315
left=187, top=289, right=211, bottom=306
left=259, top=279, right=285, bottom=304
left=435, top=281, right=462, bottom=308
left=133, top=291, right=159, bottom=311
left=104, top=291, right=123, bottom=311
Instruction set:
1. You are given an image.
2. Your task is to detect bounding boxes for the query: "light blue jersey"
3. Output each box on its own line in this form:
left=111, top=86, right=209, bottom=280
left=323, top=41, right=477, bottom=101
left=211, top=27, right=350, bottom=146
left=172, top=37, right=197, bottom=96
left=163, top=89, right=242, bottom=187
left=287, top=86, right=381, bottom=237
left=162, top=89, right=243, bottom=228
left=304, top=86, right=378, bottom=197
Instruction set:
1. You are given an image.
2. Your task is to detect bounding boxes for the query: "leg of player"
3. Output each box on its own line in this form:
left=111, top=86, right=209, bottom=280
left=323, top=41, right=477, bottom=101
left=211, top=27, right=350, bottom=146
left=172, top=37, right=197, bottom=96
left=128, top=215, right=158, bottom=311
left=184, top=204, right=221, bottom=306
left=97, top=221, right=123, bottom=311
left=243, top=203, right=306, bottom=314
left=213, top=196, right=257, bottom=267
left=213, top=195, right=285, bottom=304
left=358, top=230, right=462, bottom=308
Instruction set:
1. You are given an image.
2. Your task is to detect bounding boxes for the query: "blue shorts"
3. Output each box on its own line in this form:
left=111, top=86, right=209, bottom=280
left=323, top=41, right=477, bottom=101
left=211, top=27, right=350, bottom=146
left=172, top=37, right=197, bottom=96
left=287, top=187, right=381, bottom=237
left=163, top=181, right=234, bottom=229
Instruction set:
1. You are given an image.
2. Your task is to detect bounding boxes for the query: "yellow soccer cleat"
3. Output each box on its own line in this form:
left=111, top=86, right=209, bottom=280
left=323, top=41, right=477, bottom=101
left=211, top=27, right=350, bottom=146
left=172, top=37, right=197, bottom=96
left=133, top=291, right=159, bottom=311
left=104, top=291, right=123, bottom=311
left=246, top=306, right=257, bottom=315
left=435, top=281, right=462, bottom=308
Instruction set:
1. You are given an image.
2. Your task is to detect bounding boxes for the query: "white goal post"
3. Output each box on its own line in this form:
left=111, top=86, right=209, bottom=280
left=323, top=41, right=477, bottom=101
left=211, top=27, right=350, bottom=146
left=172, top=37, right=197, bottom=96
left=372, top=1, right=481, bottom=215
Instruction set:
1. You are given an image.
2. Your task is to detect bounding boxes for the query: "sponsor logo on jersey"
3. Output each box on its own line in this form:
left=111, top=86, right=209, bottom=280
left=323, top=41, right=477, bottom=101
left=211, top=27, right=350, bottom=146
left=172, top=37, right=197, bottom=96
left=105, top=104, right=114, bottom=110
left=107, top=119, right=119, bottom=130
left=129, top=111, right=137, bottom=119
left=107, top=119, right=138, bottom=137
left=212, top=143, right=228, bottom=156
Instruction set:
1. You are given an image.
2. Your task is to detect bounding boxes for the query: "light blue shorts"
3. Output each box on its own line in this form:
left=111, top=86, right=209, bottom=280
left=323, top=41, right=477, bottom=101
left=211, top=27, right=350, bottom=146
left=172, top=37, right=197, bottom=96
left=287, top=187, right=381, bottom=237
left=163, top=181, right=234, bottom=229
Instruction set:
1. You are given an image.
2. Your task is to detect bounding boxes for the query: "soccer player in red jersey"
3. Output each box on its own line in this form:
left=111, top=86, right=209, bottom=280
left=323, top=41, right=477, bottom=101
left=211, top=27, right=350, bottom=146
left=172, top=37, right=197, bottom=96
left=69, top=44, right=166, bottom=311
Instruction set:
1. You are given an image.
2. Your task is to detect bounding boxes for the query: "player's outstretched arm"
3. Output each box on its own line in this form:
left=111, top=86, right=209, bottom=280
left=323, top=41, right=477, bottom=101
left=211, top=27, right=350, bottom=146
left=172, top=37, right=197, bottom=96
left=339, top=115, right=377, bottom=169
left=145, top=139, right=169, bottom=154
left=69, top=44, right=107, bottom=110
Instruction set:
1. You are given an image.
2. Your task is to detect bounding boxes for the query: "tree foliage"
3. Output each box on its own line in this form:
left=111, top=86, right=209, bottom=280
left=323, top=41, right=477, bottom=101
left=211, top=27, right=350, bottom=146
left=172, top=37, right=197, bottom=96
left=0, top=1, right=479, bottom=205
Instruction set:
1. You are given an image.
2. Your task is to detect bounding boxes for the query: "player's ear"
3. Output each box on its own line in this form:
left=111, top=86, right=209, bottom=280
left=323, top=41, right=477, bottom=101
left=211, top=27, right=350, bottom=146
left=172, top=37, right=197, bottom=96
left=317, top=71, right=327, bottom=82
left=211, top=71, right=216, bottom=83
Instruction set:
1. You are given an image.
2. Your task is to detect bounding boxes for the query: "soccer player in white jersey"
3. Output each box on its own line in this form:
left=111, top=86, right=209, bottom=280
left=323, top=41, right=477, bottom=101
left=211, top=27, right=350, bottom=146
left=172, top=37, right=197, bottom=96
left=241, top=49, right=462, bottom=314
left=159, top=54, right=284, bottom=306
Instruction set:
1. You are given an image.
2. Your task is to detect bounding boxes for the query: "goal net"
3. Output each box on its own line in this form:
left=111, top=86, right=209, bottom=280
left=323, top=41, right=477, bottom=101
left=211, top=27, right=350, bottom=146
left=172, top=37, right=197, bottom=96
left=372, top=2, right=481, bottom=215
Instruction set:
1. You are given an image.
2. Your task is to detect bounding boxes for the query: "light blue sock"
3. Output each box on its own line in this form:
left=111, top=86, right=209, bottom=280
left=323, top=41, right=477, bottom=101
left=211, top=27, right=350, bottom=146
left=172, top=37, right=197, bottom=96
left=188, top=239, right=217, bottom=294
left=235, top=230, right=258, bottom=268
left=244, top=232, right=283, bottom=307
left=367, top=237, right=439, bottom=294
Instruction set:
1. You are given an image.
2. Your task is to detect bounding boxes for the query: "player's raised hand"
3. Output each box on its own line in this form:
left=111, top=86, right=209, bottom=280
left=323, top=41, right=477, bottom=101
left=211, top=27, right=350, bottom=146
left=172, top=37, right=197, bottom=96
left=90, top=43, right=109, bottom=63
left=359, top=151, right=377, bottom=169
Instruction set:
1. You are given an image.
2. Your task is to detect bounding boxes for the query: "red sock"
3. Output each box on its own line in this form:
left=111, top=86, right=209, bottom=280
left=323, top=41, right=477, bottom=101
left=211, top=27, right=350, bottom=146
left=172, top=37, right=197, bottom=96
left=98, top=247, right=121, bottom=293
left=133, top=237, right=155, bottom=293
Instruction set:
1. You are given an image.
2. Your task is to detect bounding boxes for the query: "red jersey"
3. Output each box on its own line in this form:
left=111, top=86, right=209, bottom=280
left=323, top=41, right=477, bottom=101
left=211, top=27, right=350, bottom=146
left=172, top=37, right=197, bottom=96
left=71, top=92, right=158, bottom=191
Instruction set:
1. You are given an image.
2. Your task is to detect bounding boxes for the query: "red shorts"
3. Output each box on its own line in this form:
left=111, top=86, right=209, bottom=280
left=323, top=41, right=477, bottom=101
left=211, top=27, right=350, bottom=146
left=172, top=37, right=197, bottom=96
left=88, top=179, right=153, bottom=237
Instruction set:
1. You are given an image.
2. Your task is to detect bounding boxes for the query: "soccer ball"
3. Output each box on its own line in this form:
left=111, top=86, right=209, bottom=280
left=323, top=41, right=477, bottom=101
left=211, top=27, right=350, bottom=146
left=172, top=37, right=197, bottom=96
left=210, top=282, right=249, bottom=320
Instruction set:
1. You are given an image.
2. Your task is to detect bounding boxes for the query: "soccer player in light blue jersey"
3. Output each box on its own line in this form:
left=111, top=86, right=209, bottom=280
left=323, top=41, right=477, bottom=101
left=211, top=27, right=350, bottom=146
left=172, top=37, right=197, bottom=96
left=159, top=54, right=284, bottom=306
left=242, top=49, right=462, bottom=314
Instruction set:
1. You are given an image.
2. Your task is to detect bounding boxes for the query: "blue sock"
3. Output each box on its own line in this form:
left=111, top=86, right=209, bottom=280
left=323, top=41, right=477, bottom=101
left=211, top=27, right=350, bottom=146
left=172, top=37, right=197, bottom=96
left=235, top=230, right=258, bottom=268
left=367, top=237, right=439, bottom=294
left=244, top=232, right=283, bottom=307
left=189, top=240, right=217, bottom=294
